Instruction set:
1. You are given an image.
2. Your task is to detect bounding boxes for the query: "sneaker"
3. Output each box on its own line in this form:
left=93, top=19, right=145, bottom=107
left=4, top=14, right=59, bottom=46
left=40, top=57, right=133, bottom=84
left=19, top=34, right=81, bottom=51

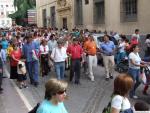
left=110, top=76, right=113, bottom=79
left=105, top=77, right=109, bottom=81
left=132, top=95, right=138, bottom=99
left=23, top=85, right=28, bottom=88
left=19, top=85, right=23, bottom=89
left=91, top=78, right=95, bottom=82
left=90, top=76, right=95, bottom=82
left=0, top=87, right=3, bottom=91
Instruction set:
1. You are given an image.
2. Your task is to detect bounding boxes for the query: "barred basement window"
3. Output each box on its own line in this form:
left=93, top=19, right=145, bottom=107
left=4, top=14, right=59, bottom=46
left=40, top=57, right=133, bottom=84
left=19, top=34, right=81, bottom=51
left=85, top=0, right=89, bottom=5
left=93, top=0, right=105, bottom=24
left=121, top=0, right=138, bottom=22
left=75, top=0, right=83, bottom=25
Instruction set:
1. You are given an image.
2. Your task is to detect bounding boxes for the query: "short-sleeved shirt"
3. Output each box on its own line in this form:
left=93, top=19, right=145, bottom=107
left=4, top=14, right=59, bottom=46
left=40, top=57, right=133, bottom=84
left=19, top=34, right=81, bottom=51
left=36, top=100, right=68, bottom=113
left=84, top=41, right=97, bottom=55
left=10, top=49, right=22, bottom=66
left=129, top=52, right=141, bottom=69
left=111, top=95, right=131, bottom=111
left=67, top=44, right=83, bottom=59
left=100, top=41, right=115, bottom=55
left=51, top=47, right=68, bottom=62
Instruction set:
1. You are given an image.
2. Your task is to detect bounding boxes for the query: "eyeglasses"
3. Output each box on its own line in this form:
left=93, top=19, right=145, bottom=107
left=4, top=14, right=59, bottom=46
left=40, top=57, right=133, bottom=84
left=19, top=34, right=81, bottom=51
left=57, top=90, right=67, bottom=95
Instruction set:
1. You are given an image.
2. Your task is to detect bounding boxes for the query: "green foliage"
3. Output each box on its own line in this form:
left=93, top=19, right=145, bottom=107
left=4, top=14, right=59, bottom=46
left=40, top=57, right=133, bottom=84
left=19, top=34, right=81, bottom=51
left=8, top=0, right=36, bottom=26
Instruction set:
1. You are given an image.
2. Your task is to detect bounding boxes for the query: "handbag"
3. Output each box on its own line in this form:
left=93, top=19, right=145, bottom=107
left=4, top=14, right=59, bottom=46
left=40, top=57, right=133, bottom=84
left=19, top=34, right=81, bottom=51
left=28, top=103, right=40, bottom=113
left=139, top=68, right=147, bottom=84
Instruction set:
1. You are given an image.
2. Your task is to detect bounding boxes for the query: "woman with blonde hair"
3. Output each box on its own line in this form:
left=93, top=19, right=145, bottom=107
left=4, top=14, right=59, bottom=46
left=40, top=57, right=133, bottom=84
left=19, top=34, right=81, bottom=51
left=111, top=74, right=133, bottom=113
left=36, top=78, right=68, bottom=113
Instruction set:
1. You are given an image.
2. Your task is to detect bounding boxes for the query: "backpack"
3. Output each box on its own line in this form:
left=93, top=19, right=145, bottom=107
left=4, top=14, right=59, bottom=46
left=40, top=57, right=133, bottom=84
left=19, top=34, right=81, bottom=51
left=102, top=95, right=133, bottom=113
left=28, top=103, right=40, bottom=113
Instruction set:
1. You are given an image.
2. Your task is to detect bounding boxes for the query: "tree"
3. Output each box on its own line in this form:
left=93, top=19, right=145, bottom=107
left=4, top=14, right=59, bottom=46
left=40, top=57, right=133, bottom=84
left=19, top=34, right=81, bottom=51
left=9, top=0, right=36, bottom=26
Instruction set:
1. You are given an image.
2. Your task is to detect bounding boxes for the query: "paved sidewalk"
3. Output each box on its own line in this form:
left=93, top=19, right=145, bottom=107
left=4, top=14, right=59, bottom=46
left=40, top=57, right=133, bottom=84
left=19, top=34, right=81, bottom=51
left=0, top=65, right=150, bottom=113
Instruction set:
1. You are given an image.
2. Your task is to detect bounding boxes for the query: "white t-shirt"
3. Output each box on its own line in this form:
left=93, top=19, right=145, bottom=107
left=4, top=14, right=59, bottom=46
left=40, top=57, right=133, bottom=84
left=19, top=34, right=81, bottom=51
left=145, top=39, right=150, bottom=47
left=118, top=41, right=126, bottom=53
left=132, top=34, right=140, bottom=41
left=129, top=52, right=141, bottom=69
left=111, top=95, right=131, bottom=111
left=40, top=45, right=49, bottom=54
left=51, top=47, right=68, bottom=62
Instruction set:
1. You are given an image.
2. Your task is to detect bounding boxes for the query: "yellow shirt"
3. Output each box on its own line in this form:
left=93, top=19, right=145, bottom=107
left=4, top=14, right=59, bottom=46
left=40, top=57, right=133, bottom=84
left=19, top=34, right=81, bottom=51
left=7, top=46, right=13, bottom=56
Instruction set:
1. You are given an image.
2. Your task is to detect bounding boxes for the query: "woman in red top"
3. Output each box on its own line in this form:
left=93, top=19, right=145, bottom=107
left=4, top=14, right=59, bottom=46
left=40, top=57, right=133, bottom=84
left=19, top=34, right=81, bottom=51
left=10, top=44, right=22, bottom=80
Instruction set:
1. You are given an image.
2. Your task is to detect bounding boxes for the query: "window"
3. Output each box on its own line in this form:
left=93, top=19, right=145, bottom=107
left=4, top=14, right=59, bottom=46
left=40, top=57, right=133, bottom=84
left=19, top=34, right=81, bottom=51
left=75, top=0, right=83, bottom=25
left=42, top=9, right=47, bottom=27
left=1, top=5, right=3, bottom=8
left=121, top=0, right=138, bottom=22
left=85, top=0, right=89, bottom=5
left=50, top=6, right=56, bottom=28
left=93, top=0, right=105, bottom=24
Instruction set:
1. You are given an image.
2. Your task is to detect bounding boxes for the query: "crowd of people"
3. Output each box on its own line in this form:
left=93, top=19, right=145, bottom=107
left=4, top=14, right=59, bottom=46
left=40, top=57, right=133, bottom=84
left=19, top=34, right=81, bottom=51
left=0, top=27, right=150, bottom=112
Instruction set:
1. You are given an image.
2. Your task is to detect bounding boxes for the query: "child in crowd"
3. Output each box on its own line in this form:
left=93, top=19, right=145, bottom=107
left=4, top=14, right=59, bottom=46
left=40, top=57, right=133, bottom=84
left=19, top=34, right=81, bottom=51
left=17, top=58, right=27, bottom=89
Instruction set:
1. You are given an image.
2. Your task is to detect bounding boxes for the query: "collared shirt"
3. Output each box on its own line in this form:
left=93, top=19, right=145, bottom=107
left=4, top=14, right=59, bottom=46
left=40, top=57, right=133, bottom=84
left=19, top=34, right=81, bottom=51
left=67, top=44, right=83, bottom=59
left=1, top=40, right=9, bottom=49
left=40, top=45, right=49, bottom=54
left=48, top=40, right=57, bottom=52
left=22, top=42, right=39, bottom=62
left=51, top=47, right=68, bottom=62
left=100, top=41, right=115, bottom=55
left=84, top=41, right=97, bottom=55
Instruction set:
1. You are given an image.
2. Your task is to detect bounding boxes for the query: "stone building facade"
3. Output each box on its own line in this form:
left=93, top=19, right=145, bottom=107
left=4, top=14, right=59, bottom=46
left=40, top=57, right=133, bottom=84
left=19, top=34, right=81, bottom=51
left=36, top=0, right=150, bottom=34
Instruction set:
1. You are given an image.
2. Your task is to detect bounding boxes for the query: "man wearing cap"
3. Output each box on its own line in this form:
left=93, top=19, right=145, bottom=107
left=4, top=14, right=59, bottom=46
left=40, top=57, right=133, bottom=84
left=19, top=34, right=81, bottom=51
left=51, top=39, right=68, bottom=80
left=67, top=38, right=83, bottom=84
left=84, top=35, right=97, bottom=81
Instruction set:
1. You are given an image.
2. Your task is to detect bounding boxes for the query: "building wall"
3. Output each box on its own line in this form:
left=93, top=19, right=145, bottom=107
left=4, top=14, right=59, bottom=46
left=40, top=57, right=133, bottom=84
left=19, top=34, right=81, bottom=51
left=36, top=0, right=57, bottom=27
left=36, top=0, right=150, bottom=34
left=0, top=0, right=15, bottom=28
left=72, top=0, right=150, bottom=34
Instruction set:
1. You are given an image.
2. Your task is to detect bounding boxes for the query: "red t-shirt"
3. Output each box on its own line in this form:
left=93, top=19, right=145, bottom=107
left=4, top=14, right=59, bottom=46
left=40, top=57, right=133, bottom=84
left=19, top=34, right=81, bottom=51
left=10, top=49, right=22, bottom=66
left=67, top=44, right=83, bottom=59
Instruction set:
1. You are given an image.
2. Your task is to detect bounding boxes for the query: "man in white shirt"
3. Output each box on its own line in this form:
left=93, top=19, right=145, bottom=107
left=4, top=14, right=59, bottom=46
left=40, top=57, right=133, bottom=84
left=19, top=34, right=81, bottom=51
left=51, top=39, right=68, bottom=80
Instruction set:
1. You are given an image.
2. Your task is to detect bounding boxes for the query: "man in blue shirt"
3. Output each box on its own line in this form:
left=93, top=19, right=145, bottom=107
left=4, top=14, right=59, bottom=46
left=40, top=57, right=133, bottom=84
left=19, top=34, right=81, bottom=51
left=22, top=34, right=40, bottom=87
left=100, top=35, right=116, bottom=81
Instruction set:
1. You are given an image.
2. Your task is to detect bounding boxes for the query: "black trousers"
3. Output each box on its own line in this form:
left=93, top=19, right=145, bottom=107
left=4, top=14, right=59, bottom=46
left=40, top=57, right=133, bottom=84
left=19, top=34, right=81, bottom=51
left=0, top=75, right=2, bottom=88
left=41, top=54, right=49, bottom=76
left=70, top=59, right=81, bottom=83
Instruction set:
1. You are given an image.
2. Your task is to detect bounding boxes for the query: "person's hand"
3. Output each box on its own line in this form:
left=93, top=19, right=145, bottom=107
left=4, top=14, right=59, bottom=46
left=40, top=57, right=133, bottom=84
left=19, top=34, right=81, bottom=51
left=141, top=64, right=147, bottom=68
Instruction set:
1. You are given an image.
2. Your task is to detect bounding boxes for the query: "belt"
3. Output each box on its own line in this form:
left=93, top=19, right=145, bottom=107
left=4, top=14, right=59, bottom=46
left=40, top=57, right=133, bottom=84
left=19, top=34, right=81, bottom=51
left=88, top=54, right=96, bottom=56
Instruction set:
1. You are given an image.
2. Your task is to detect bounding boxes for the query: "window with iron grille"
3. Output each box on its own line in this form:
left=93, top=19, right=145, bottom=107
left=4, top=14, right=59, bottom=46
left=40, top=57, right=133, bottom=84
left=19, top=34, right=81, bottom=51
left=50, top=6, right=56, bottom=28
left=85, top=0, right=89, bottom=5
left=42, top=9, right=47, bottom=27
left=75, top=0, right=83, bottom=25
left=93, top=0, right=105, bottom=24
left=121, top=0, right=138, bottom=22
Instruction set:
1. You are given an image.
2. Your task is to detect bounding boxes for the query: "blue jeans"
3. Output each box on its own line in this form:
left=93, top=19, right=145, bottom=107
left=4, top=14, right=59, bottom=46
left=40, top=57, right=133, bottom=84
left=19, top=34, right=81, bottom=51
left=116, top=52, right=126, bottom=64
left=128, top=68, right=141, bottom=97
left=54, top=61, right=65, bottom=80
left=27, top=61, right=39, bottom=83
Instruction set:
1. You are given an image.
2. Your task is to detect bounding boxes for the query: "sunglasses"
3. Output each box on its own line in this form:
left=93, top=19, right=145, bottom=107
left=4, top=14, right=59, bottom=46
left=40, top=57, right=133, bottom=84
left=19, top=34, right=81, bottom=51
left=57, top=90, right=67, bottom=95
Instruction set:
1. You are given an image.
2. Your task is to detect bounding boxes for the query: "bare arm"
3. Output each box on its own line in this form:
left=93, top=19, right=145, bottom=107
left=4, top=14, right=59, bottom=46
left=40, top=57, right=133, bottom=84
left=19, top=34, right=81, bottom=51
left=111, top=107, right=120, bottom=113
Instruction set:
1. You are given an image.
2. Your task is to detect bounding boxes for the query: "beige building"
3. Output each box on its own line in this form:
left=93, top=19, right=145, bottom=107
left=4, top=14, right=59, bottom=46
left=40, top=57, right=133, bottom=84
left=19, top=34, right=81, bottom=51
left=36, top=0, right=73, bottom=30
left=36, top=0, right=150, bottom=34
